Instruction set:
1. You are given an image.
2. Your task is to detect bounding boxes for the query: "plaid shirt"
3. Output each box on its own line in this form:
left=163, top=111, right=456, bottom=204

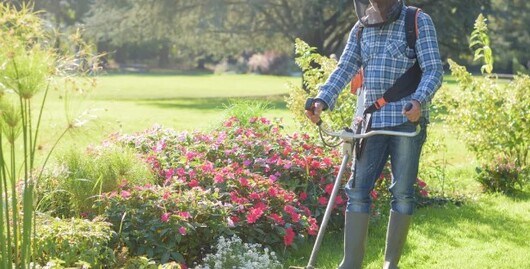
left=316, top=5, right=443, bottom=128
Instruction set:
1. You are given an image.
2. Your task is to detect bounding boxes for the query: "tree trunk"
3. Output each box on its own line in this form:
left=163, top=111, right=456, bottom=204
left=158, top=43, right=170, bottom=68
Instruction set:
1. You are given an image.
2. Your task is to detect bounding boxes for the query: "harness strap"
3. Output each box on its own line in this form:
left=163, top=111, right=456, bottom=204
left=363, top=6, right=422, bottom=115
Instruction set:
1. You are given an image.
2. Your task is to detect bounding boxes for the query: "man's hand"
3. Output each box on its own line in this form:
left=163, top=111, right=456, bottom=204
left=305, top=100, right=325, bottom=125
left=402, top=100, right=421, bottom=123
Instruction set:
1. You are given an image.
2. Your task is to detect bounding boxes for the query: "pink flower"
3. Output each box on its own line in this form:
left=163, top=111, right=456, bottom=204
left=268, top=187, right=278, bottom=197
left=164, top=169, right=175, bottom=180
left=243, top=159, right=252, bottom=167
left=284, top=227, right=295, bottom=246
left=179, top=226, right=187, bottom=235
left=239, top=178, right=249, bottom=187
left=290, top=212, right=300, bottom=223
left=417, top=179, right=427, bottom=188
left=214, top=174, right=224, bottom=184
left=318, top=196, right=328, bottom=206
left=161, top=213, right=170, bottom=223
left=269, top=174, right=278, bottom=181
left=120, top=190, right=131, bottom=199
left=249, top=192, right=261, bottom=200
left=179, top=211, right=191, bottom=219
left=162, top=191, right=170, bottom=200
left=308, top=218, right=319, bottom=236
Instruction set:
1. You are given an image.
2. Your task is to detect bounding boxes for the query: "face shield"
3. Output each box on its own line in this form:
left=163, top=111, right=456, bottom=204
left=354, top=0, right=404, bottom=27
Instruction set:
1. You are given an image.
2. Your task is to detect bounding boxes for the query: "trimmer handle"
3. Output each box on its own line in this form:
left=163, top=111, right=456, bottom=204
left=305, top=98, right=323, bottom=126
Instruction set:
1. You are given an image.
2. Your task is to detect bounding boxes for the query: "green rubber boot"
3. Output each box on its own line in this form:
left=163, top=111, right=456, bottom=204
left=383, top=210, right=412, bottom=269
left=338, top=212, right=370, bottom=269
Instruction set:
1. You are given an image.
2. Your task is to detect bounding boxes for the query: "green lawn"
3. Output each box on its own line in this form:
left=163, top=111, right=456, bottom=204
left=34, top=72, right=528, bottom=269
left=36, top=73, right=299, bottom=157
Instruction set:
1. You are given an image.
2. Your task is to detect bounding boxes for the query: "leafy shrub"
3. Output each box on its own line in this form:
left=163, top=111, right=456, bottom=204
left=98, top=185, right=232, bottom=266
left=33, top=214, right=116, bottom=267
left=476, top=156, right=523, bottom=194
left=37, top=144, right=154, bottom=218
left=440, top=15, right=529, bottom=192
left=86, top=115, right=430, bottom=265
left=223, top=99, right=271, bottom=127
left=286, top=38, right=357, bottom=133
left=194, top=235, right=282, bottom=269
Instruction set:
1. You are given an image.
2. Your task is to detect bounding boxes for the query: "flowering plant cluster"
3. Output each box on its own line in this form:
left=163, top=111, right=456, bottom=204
left=94, top=116, right=430, bottom=265
left=194, top=235, right=282, bottom=269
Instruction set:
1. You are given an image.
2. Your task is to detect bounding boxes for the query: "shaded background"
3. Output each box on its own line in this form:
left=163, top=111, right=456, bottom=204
left=4, top=0, right=529, bottom=74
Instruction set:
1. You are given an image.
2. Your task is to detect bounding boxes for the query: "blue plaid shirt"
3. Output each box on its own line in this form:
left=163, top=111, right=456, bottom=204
left=316, top=6, right=443, bottom=128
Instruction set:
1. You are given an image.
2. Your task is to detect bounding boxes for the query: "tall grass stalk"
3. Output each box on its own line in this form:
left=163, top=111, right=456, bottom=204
left=0, top=3, right=97, bottom=268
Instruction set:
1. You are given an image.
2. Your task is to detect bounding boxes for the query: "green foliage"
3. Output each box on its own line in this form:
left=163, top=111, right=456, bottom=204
left=441, top=15, right=529, bottom=193
left=286, top=38, right=357, bottom=133
left=33, top=214, right=116, bottom=268
left=476, top=156, right=523, bottom=194
left=37, top=144, right=154, bottom=218
left=470, top=14, right=493, bottom=74
left=223, top=99, right=271, bottom=127
left=120, top=256, right=182, bottom=269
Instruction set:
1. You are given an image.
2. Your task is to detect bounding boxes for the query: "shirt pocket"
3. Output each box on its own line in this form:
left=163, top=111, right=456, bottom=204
left=386, top=39, right=416, bottom=60
left=361, top=39, right=374, bottom=65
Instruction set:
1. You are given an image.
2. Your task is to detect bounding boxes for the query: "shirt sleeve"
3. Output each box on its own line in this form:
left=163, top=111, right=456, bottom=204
left=411, top=12, right=444, bottom=104
left=316, top=22, right=363, bottom=111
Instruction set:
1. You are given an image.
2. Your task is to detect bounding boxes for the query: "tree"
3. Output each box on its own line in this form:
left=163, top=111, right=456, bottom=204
left=488, top=0, right=530, bottom=73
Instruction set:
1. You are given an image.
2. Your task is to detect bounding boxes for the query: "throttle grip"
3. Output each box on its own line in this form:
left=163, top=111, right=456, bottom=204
left=305, top=98, right=323, bottom=126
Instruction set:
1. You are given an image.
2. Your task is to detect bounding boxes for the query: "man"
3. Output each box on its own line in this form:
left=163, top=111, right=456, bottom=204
left=305, top=0, right=443, bottom=268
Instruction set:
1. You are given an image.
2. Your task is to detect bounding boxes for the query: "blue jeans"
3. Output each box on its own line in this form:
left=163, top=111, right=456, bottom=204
left=344, top=118, right=427, bottom=215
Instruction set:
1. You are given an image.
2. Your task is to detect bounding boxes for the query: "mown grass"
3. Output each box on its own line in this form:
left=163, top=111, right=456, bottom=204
left=33, top=72, right=528, bottom=269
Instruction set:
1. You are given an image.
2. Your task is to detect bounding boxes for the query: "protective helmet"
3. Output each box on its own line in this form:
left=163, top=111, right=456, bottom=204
left=354, top=0, right=404, bottom=27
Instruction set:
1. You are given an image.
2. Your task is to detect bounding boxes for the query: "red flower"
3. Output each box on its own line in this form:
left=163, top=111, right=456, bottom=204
left=284, top=227, right=295, bottom=246
left=420, top=189, right=429, bottom=197
left=370, top=190, right=378, bottom=200
left=325, top=183, right=334, bottom=195
left=246, top=206, right=265, bottom=224
left=284, top=205, right=296, bottom=215
left=417, top=179, right=427, bottom=188
left=299, top=192, right=308, bottom=201
left=188, top=180, right=199, bottom=188
left=318, top=196, right=328, bottom=206
left=335, top=195, right=345, bottom=206
left=269, top=213, right=285, bottom=225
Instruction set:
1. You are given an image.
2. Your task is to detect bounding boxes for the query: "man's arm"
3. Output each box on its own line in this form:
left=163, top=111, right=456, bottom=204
left=315, top=22, right=363, bottom=111
left=411, top=12, right=444, bottom=105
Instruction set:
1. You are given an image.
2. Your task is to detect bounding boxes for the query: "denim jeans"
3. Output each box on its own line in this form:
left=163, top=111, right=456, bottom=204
left=344, top=118, right=427, bottom=215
